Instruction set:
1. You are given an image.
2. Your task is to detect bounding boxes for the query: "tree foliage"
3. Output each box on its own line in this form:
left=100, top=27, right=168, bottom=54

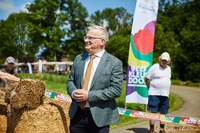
left=27, top=0, right=88, bottom=61
left=27, top=0, right=68, bottom=61
left=62, top=0, right=88, bottom=60
left=0, top=12, right=35, bottom=63
left=155, top=0, right=200, bottom=82
left=90, top=7, right=132, bottom=69
left=91, top=7, right=132, bottom=35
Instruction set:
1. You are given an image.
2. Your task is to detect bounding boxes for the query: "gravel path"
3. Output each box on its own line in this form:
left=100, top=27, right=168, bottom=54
left=110, top=85, right=200, bottom=133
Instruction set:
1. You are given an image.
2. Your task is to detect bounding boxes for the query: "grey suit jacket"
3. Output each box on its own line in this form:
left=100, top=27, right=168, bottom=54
left=66, top=51, right=123, bottom=127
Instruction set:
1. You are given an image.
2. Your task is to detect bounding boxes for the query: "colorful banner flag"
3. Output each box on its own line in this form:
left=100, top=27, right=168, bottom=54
left=45, top=89, right=72, bottom=103
left=126, top=0, right=159, bottom=104
left=118, top=108, right=200, bottom=125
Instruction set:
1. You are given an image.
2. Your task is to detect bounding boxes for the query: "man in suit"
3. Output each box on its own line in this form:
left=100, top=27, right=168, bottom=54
left=66, top=24, right=124, bottom=133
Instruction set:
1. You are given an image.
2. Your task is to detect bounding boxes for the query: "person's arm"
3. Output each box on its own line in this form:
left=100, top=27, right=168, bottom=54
left=0, top=71, right=20, bottom=82
left=144, top=77, right=150, bottom=89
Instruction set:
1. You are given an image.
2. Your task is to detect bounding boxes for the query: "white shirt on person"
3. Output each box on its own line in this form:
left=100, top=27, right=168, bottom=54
left=145, top=63, right=171, bottom=97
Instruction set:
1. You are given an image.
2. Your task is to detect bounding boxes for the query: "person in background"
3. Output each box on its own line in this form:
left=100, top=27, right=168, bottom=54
left=0, top=56, right=18, bottom=97
left=144, top=52, right=171, bottom=133
left=0, top=71, right=20, bottom=98
left=66, top=24, right=124, bottom=133
left=1, top=56, right=17, bottom=76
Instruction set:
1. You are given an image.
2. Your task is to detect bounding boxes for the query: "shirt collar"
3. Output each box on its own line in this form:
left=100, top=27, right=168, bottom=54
left=89, top=50, right=105, bottom=58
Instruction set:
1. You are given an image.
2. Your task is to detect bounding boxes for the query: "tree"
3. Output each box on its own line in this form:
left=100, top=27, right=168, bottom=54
left=27, top=0, right=66, bottom=61
left=106, top=25, right=132, bottom=70
left=27, top=0, right=88, bottom=61
left=91, top=7, right=132, bottom=35
left=90, top=7, right=132, bottom=69
left=62, top=0, right=89, bottom=60
left=0, top=19, right=16, bottom=63
left=28, top=0, right=88, bottom=61
left=0, top=12, right=35, bottom=63
left=177, top=0, right=200, bottom=81
left=156, top=0, right=200, bottom=82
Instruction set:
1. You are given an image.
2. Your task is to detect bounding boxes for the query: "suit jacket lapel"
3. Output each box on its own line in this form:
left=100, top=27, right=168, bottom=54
left=90, top=51, right=109, bottom=89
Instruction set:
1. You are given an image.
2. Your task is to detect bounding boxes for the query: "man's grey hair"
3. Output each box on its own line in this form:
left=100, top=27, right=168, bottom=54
left=87, top=24, right=109, bottom=42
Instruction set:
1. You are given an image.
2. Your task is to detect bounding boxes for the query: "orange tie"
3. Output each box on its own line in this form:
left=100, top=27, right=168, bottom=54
left=80, top=55, right=96, bottom=108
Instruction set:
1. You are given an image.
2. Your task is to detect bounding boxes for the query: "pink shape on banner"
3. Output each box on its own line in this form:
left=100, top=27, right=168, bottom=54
left=133, top=29, right=154, bottom=54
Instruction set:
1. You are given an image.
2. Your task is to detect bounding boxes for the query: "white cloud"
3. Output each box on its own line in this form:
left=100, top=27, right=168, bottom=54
left=0, top=0, right=32, bottom=13
left=0, top=0, right=33, bottom=20
left=0, top=0, right=15, bottom=11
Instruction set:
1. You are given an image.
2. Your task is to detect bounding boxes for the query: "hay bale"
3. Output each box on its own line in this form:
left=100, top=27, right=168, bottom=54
left=0, top=115, right=7, bottom=133
left=1, top=79, right=70, bottom=133
left=1, top=97, right=70, bottom=133
left=167, top=124, right=200, bottom=133
left=0, top=100, right=7, bottom=133
left=11, top=98, right=70, bottom=133
left=9, top=79, right=45, bottom=110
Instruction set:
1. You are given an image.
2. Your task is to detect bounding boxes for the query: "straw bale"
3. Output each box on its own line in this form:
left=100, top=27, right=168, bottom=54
left=167, top=124, right=200, bottom=133
left=0, top=79, right=70, bottom=133
left=1, top=97, right=70, bottom=133
left=8, top=79, right=46, bottom=110
left=0, top=100, right=7, bottom=133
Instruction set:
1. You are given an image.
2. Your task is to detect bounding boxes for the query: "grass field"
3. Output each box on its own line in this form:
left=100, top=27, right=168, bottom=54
left=19, top=73, right=184, bottom=128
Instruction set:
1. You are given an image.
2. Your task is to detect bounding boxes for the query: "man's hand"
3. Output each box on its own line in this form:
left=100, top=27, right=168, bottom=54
left=73, top=89, right=88, bottom=102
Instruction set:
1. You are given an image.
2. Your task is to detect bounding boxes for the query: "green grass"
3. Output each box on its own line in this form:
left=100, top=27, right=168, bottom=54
left=172, top=79, right=200, bottom=88
left=19, top=74, right=185, bottom=128
left=19, top=73, right=68, bottom=94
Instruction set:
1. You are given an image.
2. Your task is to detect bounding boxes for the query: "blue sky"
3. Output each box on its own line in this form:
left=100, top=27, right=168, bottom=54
left=0, top=0, right=136, bottom=20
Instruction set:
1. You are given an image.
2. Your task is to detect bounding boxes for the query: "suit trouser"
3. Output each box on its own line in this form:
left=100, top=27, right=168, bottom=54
left=70, top=107, right=109, bottom=133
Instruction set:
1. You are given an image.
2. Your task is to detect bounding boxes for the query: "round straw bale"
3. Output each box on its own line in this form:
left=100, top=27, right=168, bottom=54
left=8, top=97, right=70, bottom=133
left=0, top=100, right=7, bottom=133
left=10, top=79, right=45, bottom=110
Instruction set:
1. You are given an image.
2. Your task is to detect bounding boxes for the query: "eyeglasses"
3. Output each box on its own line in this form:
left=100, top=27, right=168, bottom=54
left=84, top=36, right=103, bottom=41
